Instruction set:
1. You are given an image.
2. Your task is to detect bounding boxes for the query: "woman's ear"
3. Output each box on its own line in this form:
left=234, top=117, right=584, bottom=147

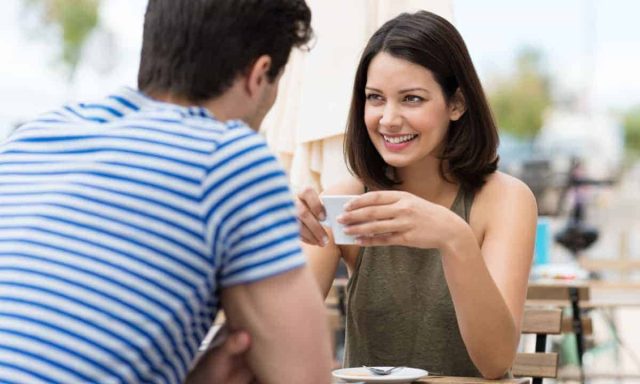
left=449, top=88, right=467, bottom=121
left=245, top=55, right=272, bottom=97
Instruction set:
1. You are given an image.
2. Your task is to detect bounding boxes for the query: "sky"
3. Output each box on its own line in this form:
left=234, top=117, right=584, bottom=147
left=1, top=0, right=639, bottom=136
left=0, top=0, right=146, bottom=135
left=453, top=0, right=640, bottom=111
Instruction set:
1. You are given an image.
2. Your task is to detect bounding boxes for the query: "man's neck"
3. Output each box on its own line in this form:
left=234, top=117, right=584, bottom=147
left=144, top=85, right=253, bottom=128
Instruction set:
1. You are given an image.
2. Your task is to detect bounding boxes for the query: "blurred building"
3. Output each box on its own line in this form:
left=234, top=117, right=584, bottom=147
left=500, top=109, right=624, bottom=216
left=535, top=109, right=624, bottom=181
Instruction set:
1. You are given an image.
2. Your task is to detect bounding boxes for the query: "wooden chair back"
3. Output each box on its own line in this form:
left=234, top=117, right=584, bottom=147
left=526, top=284, right=590, bottom=301
left=325, top=278, right=347, bottom=327
left=522, top=283, right=592, bottom=384
left=512, top=307, right=563, bottom=383
left=525, top=283, right=593, bottom=335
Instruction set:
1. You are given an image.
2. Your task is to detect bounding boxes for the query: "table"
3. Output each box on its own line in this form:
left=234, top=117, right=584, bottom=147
left=415, top=377, right=529, bottom=383
left=528, top=280, right=640, bottom=309
left=527, top=280, right=640, bottom=382
left=333, top=376, right=529, bottom=383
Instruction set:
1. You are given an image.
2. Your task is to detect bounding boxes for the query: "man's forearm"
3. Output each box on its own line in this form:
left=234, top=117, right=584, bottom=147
left=221, top=267, right=333, bottom=384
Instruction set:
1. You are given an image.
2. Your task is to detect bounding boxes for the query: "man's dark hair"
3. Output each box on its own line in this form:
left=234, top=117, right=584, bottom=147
left=344, top=11, right=499, bottom=193
left=138, top=0, right=313, bottom=102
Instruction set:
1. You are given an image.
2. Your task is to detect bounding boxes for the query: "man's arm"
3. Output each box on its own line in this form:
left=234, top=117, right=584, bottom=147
left=220, top=265, right=333, bottom=384
left=185, top=329, right=254, bottom=384
left=201, top=134, right=332, bottom=382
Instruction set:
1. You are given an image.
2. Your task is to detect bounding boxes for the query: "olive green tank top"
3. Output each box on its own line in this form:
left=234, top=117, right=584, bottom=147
left=344, top=188, right=481, bottom=376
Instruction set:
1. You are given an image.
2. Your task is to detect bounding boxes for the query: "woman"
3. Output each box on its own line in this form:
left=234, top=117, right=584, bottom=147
left=296, top=11, right=537, bottom=378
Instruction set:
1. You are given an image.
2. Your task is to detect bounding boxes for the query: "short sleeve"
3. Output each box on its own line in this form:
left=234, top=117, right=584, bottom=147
left=202, top=126, right=305, bottom=287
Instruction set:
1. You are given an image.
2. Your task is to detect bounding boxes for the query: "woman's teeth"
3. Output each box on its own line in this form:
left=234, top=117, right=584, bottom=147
left=383, top=134, right=417, bottom=144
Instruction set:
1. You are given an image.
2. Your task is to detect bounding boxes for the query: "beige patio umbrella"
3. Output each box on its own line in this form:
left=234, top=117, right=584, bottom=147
left=261, top=0, right=454, bottom=192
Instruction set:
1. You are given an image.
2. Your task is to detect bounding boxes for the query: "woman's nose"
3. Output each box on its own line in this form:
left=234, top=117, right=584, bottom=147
left=379, top=103, right=402, bottom=129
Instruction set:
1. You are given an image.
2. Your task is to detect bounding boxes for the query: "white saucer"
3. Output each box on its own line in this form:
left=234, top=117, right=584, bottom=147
left=332, top=366, right=428, bottom=383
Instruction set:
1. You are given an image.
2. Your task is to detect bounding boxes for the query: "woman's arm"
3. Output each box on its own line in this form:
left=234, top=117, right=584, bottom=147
left=440, top=174, right=536, bottom=378
left=302, top=242, right=342, bottom=298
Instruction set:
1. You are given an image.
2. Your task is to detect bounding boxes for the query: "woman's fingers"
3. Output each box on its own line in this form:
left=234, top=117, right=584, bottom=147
left=353, top=232, right=399, bottom=247
left=296, top=188, right=329, bottom=246
left=297, top=187, right=326, bottom=221
left=299, top=218, right=326, bottom=246
left=299, top=231, right=320, bottom=246
left=337, top=204, right=396, bottom=226
left=296, top=201, right=328, bottom=246
left=344, top=190, right=403, bottom=211
left=343, top=218, right=403, bottom=238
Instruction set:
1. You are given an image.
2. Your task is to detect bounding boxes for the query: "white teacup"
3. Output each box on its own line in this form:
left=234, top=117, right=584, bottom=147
left=320, top=195, right=359, bottom=245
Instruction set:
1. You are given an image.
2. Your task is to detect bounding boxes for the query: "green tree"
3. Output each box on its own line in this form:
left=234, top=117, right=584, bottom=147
left=488, top=47, right=553, bottom=138
left=623, top=105, right=640, bottom=154
left=23, top=0, right=101, bottom=77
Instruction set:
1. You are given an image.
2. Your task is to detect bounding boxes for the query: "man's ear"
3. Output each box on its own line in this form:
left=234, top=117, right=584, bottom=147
left=245, top=55, right=272, bottom=98
left=449, top=88, right=467, bottom=122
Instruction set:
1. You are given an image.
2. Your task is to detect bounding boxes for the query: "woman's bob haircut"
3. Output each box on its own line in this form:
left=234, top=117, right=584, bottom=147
left=344, top=10, right=499, bottom=192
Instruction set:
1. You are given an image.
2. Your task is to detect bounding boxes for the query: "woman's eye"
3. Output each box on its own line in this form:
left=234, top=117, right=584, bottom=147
left=366, top=93, right=383, bottom=102
left=404, top=95, right=424, bottom=103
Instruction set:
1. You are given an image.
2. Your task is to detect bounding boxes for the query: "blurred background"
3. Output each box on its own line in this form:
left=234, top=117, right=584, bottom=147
left=2, top=0, right=640, bottom=381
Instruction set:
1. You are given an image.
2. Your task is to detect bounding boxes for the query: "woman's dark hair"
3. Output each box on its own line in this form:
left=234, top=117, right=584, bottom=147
left=344, top=10, right=499, bottom=192
left=138, top=0, right=313, bottom=102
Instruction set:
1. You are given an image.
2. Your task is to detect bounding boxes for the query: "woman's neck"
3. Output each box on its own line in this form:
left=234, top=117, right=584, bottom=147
left=395, top=160, right=458, bottom=204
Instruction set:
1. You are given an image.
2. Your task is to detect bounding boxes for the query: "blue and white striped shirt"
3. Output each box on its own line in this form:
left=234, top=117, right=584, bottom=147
left=0, top=87, right=306, bottom=383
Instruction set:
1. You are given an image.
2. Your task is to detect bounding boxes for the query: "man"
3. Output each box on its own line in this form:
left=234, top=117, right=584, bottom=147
left=0, top=1, right=333, bottom=383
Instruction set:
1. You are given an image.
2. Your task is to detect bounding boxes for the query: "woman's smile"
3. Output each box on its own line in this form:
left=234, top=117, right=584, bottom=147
left=381, top=133, right=419, bottom=151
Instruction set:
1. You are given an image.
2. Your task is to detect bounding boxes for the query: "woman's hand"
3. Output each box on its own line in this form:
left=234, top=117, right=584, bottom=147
left=296, top=187, right=329, bottom=246
left=339, top=190, right=465, bottom=249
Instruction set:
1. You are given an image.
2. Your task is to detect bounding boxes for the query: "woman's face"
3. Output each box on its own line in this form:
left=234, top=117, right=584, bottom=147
left=364, top=52, right=462, bottom=170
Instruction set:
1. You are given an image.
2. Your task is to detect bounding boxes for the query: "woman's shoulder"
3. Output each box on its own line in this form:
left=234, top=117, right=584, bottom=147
left=472, top=171, right=537, bottom=222
left=478, top=171, right=534, bottom=196
left=321, top=177, right=366, bottom=196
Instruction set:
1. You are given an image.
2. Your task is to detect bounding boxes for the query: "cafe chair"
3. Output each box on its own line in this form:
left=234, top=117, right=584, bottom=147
left=326, top=279, right=348, bottom=365
left=525, top=284, right=592, bottom=383
left=512, top=307, right=563, bottom=384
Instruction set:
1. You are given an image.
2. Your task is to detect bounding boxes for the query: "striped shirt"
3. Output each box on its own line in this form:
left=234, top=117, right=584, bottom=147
left=0, top=87, right=306, bottom=383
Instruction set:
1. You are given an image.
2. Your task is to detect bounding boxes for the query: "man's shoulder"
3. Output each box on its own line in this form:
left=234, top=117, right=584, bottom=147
left=15, top=88, right=258, bottom=143
left=206, top=120, right=274, bottom=162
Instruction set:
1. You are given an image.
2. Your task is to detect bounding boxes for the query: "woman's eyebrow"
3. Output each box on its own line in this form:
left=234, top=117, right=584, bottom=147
left=399, top=87, right=430, bottom=94
left=365, top=86, right=431, bottom=95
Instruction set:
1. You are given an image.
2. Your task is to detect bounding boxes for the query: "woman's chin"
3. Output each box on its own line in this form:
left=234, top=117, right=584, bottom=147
left=381, top=156, right=411, bottom=169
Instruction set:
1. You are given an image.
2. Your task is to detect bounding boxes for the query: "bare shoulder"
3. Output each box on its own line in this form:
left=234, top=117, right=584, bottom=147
left=471, top=172, right=537, bottom=227
left=477, top=171, right=535, bottom=204
left=321, top=177, right=365, bottom=196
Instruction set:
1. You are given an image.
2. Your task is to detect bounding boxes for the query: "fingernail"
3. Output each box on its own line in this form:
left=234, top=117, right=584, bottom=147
left=336, top=214, right=344, bottom=223
left=343, top=202, right=351, bottom=210
left=319, top=211, right=326, bottom=221
left=322, top=236, right=329, bottom=246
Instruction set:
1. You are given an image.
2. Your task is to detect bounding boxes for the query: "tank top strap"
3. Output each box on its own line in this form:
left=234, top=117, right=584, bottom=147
left=450, top=187, right=475, bottom=223
left=462, top=188, right=475, bottom=222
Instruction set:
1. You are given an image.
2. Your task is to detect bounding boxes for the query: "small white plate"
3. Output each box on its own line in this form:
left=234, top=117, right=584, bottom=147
left=332, top=366, right=428, bottom=383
